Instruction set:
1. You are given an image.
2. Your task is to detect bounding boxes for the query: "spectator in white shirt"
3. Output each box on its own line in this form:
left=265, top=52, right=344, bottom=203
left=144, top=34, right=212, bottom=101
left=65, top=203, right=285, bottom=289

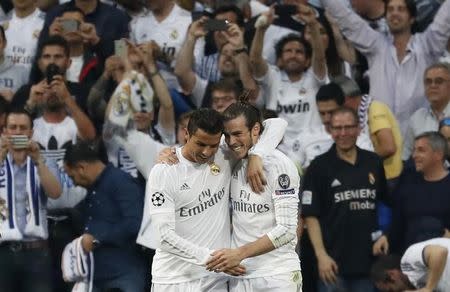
left=403, top=62, right=450, bottom=160
left=371, top=238, right=450, bottom=292
left=320, top=0, right=450, bottom=135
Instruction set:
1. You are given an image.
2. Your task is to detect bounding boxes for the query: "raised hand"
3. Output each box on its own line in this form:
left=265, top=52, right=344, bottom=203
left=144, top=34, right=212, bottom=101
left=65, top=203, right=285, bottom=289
left=188, top=17, right=208, bottom=39
left=223, top=23, right=245, bottom=49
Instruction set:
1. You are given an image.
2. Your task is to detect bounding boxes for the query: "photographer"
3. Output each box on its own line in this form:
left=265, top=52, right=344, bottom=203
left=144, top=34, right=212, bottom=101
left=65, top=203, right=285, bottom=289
left=12, top=36, right=95, bottom=292
left=175, top=17, right=258, bottom=109
left=11, top=36, right=94, bottom=118
left=47, top=6, right=103, bottom=94
left=0, top=109, right=61, bottom=292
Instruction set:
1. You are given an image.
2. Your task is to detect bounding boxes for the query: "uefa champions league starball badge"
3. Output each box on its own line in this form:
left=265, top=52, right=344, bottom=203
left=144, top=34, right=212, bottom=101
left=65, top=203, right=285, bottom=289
left=209, top=162, right=220, bottom=175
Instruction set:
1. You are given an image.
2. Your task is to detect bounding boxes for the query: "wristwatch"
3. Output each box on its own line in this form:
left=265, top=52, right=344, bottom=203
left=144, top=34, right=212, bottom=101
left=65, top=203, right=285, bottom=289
left=92, top=239, right=101, bottom=250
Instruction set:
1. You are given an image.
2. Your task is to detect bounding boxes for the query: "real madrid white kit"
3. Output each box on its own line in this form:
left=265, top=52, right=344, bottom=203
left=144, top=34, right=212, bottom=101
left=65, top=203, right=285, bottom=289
left=229, top=149, right=302, bottom=291
left=2, top=9, right=44, bottom=74
left=136, top=119, right=287, bottom=292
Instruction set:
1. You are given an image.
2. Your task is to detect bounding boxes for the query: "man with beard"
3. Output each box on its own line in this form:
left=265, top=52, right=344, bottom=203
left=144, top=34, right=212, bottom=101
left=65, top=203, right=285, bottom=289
left=26, top=35, right=95, bottom=292
left=139, top=108, right=287, bottom=291
left=12, top=36, right=94, bottom=116
left=320, top=0, right=450, bottom=135
left=206, top=102, right=302, bottom=291
left=175, top=17, right=258, bottom=108
left=249, top=3, right=327, bottom=154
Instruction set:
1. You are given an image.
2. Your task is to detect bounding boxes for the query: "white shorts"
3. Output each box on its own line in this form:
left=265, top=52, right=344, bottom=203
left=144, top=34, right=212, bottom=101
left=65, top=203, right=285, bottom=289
left=229, top=271, right=303, bottom=292
left=151, top=275, right=228, bottom=292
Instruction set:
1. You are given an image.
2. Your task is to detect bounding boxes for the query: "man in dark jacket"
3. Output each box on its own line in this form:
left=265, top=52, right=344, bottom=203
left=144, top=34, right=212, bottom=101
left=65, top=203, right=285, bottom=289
left=64, top=141, right=146, bottom=292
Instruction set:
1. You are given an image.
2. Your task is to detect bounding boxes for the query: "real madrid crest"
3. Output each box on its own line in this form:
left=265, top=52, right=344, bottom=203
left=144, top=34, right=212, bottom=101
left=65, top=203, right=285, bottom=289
left=170, top=29, right=178, bottom=40
left=368, top=173, right=375, bottom=185
left=113, top=92, right=130, bottom=117
left=299, top=88, right=307, bottom=95
left=33, top=30, right=41, bottom=39
left=209, top=162, right=220, bottom=175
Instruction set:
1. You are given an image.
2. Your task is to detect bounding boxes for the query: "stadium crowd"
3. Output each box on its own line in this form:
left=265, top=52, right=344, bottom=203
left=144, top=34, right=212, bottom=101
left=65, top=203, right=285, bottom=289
left=1, top=0, right=450, bottom=291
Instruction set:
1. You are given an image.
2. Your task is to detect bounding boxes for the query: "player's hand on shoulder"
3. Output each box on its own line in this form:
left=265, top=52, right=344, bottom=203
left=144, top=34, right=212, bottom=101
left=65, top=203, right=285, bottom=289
left=156, top=147, right=179, bottom=165
left=247, top=154, right=267, bottom=193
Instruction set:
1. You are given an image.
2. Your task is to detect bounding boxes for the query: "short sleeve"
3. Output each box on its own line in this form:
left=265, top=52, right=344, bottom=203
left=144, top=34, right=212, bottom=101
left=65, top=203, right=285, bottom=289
left=401, top=241, right=430, bottom=288
left=368, top=102, right=392, bottom=134
left=301, top=159, right=323, bottom=217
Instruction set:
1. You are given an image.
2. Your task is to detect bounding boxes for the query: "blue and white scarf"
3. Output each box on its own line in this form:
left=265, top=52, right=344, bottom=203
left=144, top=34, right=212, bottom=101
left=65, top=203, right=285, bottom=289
left=358, top=94, right=373, bottom=129
left=0, top=155, right=46, bottom=241
left=62, top=236, right=94, bottom=292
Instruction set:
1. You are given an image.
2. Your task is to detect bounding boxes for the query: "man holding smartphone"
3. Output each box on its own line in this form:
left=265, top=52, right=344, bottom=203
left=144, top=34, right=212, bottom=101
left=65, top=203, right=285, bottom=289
left=250, top=3, right=327, bottom=154
left=47, top=7, right=102, bottom=92
left=0, top=109, right=62, bottom=292
left=175, top=17, right=258, bottom=109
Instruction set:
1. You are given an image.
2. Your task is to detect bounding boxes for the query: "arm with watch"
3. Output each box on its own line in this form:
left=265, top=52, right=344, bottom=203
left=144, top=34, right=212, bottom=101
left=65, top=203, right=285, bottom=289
left=225, top=23, right=259, bottom=102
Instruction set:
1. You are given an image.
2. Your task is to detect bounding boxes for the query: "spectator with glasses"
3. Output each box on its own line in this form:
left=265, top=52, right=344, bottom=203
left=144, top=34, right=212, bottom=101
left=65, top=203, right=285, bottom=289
left=302, top=107, right=389, bottom=292
left=403, top=63, right=450, bottom=160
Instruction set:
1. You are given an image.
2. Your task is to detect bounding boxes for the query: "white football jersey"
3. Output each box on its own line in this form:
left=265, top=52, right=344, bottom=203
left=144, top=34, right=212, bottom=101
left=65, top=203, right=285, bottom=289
left=141, top=146, right=233, bottom=284
left=107, top=129, right=172, bottom=179
left=401, top=238, right=450, bottom=291
left=33, top=116, right=86, bottom=209
left=281, top=126, right=374, bottom=170
left=230, top=150, right=300, bottom=278
left=282, top=126, right=333, bottom=170
left=106, top=135, right=164, bottom=179
left=0, top=58, right=29, bottom=93
left=257, top=65, right=325, bottom=141
left=2, top=9, right=44, bottom=72
left=130, top=4, right=194, bottom=89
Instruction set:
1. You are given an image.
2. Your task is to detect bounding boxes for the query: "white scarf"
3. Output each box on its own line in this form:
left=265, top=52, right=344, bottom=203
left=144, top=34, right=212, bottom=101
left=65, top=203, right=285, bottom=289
left=108, top=70, right=154, bottom=128
left=0, top=155, right=46, bottom=241
left=62, top=236, right=94, bottom=292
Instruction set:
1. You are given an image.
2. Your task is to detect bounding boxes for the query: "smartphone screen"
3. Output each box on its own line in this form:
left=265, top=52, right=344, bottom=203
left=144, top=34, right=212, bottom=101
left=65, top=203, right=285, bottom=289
left=10, top=135, right=29, bottom=149
left=204, top=19, right=229, bottom=31
left=61, top=19, right=79, bottom=32
left=114, top=39, right=128, bottom=58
